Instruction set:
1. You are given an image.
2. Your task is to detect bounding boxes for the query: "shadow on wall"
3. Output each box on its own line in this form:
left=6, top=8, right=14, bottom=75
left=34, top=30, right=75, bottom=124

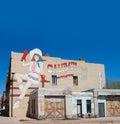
left=0, top=109, right=8, bottom=117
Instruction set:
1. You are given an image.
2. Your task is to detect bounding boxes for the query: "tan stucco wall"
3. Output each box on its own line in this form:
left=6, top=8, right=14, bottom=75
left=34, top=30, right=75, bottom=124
left=9, top=51, right=106, bottom=119
left=11, top=52, right=106, bottom=91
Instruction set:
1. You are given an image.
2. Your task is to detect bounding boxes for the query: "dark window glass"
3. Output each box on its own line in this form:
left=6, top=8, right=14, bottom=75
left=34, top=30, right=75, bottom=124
left=77, top=99, right=82, bottom=105
left=73, top=76, right=78, bottom=86
left=52, top=75, right=57, bottom=85
left=86, top=100, right=91, bottom=113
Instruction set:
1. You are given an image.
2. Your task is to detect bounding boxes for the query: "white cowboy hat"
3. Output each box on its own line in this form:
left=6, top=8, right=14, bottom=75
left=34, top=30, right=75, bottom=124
left=29, top=48, right=42, bottom=59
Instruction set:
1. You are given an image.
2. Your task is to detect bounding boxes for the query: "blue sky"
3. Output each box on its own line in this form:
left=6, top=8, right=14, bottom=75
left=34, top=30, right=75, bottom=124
left=0, top=0, right=120, bottom=96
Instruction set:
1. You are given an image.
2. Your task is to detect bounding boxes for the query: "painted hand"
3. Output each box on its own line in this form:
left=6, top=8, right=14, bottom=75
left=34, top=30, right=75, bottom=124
left=21, top=50, right=28, bottom=61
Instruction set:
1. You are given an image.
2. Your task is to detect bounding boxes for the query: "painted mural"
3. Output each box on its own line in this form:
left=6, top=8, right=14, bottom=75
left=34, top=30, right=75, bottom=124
left=13, top=48, right=89, bottom=109
left=47, top=62, right=77, bottom=73
left=106, top=97, right=120, bottom=116
left=47, top=61, right=88, bottom=80
left=13, top=48, right=47, bottom=109
left=47, top=62, right=77, bottom=80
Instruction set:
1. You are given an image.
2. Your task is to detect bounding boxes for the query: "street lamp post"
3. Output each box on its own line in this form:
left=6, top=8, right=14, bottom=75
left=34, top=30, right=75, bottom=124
left=11, top=72, right=15, bottom=117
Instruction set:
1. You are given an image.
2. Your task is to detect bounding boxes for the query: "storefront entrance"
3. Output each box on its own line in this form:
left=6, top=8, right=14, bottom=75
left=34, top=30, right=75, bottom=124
left=44, top=96, right=65, bottom=119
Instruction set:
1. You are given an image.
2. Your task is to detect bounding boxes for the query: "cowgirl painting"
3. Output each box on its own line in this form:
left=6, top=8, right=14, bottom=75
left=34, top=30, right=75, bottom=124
left=13, top=48, right=47, bottom=109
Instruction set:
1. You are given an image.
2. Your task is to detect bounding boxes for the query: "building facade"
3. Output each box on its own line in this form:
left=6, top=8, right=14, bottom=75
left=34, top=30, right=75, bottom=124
left=29, top=88, right=120, bottom=119
left=5, top=48, right=106, bottom=119
left=29, top=88, right=94, bottom=119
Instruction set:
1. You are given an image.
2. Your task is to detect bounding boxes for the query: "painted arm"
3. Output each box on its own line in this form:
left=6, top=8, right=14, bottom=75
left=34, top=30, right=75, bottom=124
left=21, top=50, right=30, bottom=66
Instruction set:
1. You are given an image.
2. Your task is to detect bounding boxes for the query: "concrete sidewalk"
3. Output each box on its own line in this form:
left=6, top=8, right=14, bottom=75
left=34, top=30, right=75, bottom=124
left=0, top=116, right=22, bottom=124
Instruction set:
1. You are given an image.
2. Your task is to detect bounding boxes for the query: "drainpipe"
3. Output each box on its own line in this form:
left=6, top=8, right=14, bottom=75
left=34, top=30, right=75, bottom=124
left=11, top=72, right=15, bottom=117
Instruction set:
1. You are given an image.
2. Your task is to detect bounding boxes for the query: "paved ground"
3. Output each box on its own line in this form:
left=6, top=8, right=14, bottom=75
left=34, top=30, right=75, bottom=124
left=1, top=116, right=120, bottom=124
left=0, top=116, right=22, bottom=124
left=20, top=117, right=120, bottom=124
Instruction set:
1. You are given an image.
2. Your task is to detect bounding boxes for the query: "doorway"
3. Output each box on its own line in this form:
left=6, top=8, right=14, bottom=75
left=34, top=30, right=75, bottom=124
left=98, top=103, right=105, bottom=117
left=44, top=96, right=65, bottom=119
left=77, top=100, right=82, bottom=118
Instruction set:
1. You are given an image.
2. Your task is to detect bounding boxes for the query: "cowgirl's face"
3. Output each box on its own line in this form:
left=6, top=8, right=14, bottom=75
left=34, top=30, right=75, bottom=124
left=34, top=54, right=39, bottom=61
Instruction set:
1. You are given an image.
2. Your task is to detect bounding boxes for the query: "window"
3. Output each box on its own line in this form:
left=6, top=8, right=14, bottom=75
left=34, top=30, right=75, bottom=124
left=86, top=100, right=91, bottom=113
left=52, top=75, right=57, bottom=85
left=77, top=99, right=82, bottom=105
left=73, top=76, right=78, bottom=86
